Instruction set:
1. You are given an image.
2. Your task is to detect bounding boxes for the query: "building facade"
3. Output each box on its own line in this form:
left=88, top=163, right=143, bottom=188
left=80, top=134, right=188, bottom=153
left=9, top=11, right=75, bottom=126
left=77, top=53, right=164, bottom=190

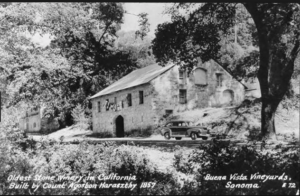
left=19, top=106, right=59, bottom=133
left=90, top=59, right=248, bottom=137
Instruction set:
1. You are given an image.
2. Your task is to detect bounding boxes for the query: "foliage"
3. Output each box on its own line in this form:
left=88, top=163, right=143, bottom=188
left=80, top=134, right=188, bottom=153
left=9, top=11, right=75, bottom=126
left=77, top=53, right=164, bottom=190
left=173, top=149, right=197, bottom=174
left=117, top=31, right=156, bottom=67
left=0, top=104, right=28, bottom=142
left=124, top=126, right=153, bottom=138
left=134, top=12, right=150, bottom=40
left=71, top=104, right=91, bottom=130
left=0, top=138, right=179, bottom=195
left=0, top=107, right=176, bottom=195
left=88, top=131, right=114, bottom=138
left=175, top=141, right=299, bottom=195
left=93, top=145, right=178, bottom=195
left=0, top=3, right=141, bottom=127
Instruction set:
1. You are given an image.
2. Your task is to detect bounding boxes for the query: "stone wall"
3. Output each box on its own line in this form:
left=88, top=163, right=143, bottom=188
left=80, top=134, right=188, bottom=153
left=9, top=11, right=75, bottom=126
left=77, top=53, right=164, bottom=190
left=194, top=60, right=245, bottom=107
left=91, top=83, right=156, bottom=134
left=150, top=59, right=245, bottom=120
left=91, top=59, right=246, bottom=134
left=244, top=78, right=261, bottom=98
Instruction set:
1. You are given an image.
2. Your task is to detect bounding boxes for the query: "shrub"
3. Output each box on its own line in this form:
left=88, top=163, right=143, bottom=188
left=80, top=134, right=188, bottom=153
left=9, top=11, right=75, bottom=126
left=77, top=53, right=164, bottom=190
left=124, top=126, right=153, bottom=137
left=88, top=131, right=114, bottom=138
left=177, top=140, right=299, bottom=195
left=71, top=104, right=91, bottom=130
left=1, top=137, right=180, bottom=195
left=173, top=149, right=196, bottom=174
left=90, top=145, right=179, bottom=195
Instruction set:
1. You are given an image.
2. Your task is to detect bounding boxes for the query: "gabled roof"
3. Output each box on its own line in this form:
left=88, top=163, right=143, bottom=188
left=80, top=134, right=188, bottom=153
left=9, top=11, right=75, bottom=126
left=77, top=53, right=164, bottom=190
left=90, top=63, right=175, bottom=99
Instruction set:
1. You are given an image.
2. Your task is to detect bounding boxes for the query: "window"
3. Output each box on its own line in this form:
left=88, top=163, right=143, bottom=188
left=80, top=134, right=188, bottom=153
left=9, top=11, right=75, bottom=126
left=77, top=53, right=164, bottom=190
left=179, top=69, right=186, bottom=84
left=139, top=91, right=144, bottom=104
left=179, top=89, right=187, bottom=104
left=194, top=68, right=207, bottom=85
left=97, top=101, right=101, bottom=112
left=88, top=101, right=92, bottom=109
left=105, top=99, right=109, bottom=111
left=121, top=100, right=124, bottom=108
left=172, top=122, right=179, bottom=126
left=114, top=97, right=117, bottom=105
left=165, top=110, right=173, bottom=116
left=181, top=122, right=188, bottom=126
left=127, top=93, right=132, bottom=107
left=179, top=69, right=184, bottom=79
left=216, top=73, right=223, bottom=87
left=33, top=122, right=36, bottom=128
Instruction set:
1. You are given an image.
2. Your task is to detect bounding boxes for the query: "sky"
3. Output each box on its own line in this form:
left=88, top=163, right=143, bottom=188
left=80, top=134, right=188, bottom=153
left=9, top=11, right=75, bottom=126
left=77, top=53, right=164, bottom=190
left=121, top=3, right=172, bottom=38
left=31, top=3, right=172, bottom=47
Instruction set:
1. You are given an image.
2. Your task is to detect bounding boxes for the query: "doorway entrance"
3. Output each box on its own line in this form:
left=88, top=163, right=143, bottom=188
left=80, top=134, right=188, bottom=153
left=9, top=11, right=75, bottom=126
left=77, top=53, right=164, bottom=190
left=115, top=115, right=124, bottom=137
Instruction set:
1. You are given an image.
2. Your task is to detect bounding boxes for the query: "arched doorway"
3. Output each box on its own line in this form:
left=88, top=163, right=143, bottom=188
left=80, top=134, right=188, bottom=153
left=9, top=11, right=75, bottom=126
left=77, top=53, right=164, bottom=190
left=115, top=115, right=124, bottom=137
left=222, top=89, right=234, bottom=106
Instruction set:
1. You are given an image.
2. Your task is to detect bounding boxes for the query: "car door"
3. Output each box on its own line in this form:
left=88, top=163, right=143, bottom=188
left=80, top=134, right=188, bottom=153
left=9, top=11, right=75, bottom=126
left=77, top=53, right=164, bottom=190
left=171, top=121, right=186, bottom=136
left=181, top=122, right=189, bottom=136
left=170, top=122, right=180, bottom=136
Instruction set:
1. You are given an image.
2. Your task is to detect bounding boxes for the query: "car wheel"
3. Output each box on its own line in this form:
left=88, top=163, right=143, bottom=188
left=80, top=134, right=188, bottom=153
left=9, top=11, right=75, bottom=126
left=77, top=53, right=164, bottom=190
left=164, top=132, right=171, bottom=140
left=175, top=137, right=182, bottom=140
left=202, top=136, right=208, bottom=140
left=191, top=132, right=197, bottom=140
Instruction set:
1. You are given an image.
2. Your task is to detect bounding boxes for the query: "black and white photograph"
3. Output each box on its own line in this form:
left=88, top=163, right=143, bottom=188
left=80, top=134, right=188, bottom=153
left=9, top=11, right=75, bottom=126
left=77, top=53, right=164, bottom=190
left=0, top=2, right=299, bottom=195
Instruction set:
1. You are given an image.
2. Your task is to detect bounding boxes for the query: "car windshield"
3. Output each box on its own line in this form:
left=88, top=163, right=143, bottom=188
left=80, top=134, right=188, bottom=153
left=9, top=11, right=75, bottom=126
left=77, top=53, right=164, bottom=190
left=165, top=121, right=195, bottom=126
left=183, top=121, right=194, bottom=126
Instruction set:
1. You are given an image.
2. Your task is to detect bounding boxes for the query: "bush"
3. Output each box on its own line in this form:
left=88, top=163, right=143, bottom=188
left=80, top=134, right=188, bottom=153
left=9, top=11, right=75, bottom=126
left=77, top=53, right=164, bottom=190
left=177, top=140, right=299, bottom=195
left=0, top=137, right=181, bottom=195
left=173, top=149, right=196, bottom=174
left=90, top=145, right=179, bottom=195
left=71, top=104, right=91, bottom=130
left=88, top=131, right=114, bottom=138
left=124, top=126, right=153, bottom=137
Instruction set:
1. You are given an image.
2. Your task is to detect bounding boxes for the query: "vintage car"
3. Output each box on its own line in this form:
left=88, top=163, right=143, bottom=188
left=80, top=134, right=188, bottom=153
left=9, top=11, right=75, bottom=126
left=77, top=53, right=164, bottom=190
left=160, top=120, right=216, bottom=140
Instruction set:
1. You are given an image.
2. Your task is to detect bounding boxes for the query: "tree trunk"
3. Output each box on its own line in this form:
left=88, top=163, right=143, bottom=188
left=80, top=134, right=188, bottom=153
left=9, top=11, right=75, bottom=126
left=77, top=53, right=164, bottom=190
left=260, top=97, right=280, bottom=140
left=243, top=3, right=299, bottom=141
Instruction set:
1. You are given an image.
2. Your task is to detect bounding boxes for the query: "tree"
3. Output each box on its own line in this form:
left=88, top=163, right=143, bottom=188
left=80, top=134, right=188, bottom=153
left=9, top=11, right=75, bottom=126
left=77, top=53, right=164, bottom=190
left=116, top=30, right=156, bottom=67
left=0, top=3, right=144, bottom=127
left=152, top=3, right=300, bottom=140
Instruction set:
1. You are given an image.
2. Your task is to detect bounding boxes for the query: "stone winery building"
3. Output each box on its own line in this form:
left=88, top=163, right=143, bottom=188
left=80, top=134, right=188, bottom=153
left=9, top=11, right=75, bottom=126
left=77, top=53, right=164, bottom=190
left=90, top=59, right=254, bottom=137
left=19, top=106, right=59, bottom=133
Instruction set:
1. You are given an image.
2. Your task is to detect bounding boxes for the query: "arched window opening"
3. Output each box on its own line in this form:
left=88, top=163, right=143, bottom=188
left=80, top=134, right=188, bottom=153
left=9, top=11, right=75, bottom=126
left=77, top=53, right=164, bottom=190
left=194, top=68, right=207, bottom=85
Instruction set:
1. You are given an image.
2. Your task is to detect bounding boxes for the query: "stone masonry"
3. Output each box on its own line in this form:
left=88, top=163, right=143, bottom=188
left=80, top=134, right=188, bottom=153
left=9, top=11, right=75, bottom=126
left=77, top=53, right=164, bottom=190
left=90, top=59, right=247, bottom=136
